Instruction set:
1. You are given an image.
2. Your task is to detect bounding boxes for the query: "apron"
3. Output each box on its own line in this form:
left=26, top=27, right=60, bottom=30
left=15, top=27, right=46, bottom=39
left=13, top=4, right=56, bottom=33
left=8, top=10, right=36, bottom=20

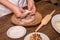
left=0, top=0, right=27, bottom=17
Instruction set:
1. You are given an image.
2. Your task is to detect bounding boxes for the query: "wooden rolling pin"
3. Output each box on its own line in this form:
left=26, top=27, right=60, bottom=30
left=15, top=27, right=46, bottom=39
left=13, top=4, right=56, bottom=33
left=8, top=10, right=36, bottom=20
left=35, top=10, right=56, bottom=32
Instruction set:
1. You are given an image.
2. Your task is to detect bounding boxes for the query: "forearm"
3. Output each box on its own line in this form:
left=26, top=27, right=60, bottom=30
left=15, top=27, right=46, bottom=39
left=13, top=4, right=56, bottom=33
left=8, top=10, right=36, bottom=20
left=0, top=0, right=18, bottom=11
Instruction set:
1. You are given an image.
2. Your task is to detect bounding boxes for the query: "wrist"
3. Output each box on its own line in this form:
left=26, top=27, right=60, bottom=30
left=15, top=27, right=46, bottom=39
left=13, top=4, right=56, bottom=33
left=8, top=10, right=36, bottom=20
left=28, top=0, right=34, bottom=2
left=28, top=0, right=35, bottom=4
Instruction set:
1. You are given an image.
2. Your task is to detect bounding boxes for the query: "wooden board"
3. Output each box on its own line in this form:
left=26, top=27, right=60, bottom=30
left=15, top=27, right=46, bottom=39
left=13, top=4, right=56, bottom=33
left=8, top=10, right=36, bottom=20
left=11, top=12, right=42, bottom=27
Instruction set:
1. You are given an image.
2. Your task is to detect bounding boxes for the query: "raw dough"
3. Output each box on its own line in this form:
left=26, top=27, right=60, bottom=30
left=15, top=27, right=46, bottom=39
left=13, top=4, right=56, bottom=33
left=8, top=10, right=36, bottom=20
left=55, top=21, right=60, bottom=27
left=17, top=10, right=35, bottom=24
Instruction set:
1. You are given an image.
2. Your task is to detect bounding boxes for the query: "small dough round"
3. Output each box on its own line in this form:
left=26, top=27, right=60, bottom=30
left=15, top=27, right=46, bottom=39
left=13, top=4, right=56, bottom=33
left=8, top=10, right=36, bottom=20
left=55, top=21, right=60, bottom=27
left=7, top=26, right=26, bottom=39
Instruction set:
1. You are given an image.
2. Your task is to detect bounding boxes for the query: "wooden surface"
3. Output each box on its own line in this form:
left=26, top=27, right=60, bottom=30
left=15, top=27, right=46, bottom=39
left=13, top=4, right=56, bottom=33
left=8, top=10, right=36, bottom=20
left=0, top=1, right=60, bottom=40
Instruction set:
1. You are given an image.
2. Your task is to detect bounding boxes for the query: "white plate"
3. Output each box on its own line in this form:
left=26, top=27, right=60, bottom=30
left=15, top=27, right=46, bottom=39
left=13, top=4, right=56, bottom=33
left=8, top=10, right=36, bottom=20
left=24, top=32, right=50, bottom=40
left=51, top=14, right=60, bottom=33
left=7, top=26, right=26, bottom=39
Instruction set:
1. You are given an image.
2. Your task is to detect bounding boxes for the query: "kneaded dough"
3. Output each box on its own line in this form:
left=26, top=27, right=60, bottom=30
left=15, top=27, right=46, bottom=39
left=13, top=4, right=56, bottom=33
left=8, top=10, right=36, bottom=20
left=55, top=21, right=60, bottom=27
left=18, top=16, right=35, bottom=23
left=17, top=10, right=35, bottom=24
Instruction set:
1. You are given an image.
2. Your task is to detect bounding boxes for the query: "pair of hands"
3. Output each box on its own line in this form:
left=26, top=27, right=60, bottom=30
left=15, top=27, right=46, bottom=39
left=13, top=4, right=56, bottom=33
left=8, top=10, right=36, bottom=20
left=13, top=0, right=36, bottom=18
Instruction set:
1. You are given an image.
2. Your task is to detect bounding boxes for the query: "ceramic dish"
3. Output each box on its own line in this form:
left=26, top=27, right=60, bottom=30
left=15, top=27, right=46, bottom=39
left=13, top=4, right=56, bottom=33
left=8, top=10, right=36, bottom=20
left=7, top=26, right=26, bottom=39
left=24, top=32, right=50, bottom=40
left=51, top=14, right=60, bottom=33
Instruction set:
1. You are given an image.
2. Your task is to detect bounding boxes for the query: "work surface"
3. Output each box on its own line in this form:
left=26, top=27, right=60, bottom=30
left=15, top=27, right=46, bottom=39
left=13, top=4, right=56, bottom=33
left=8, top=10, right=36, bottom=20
left=0, top=1, right=60, bottom=40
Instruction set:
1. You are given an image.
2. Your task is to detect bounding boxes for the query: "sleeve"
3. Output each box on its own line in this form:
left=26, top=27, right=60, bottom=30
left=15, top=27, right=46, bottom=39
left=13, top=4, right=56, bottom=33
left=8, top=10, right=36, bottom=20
left=8, top=0, right=19, bottom=6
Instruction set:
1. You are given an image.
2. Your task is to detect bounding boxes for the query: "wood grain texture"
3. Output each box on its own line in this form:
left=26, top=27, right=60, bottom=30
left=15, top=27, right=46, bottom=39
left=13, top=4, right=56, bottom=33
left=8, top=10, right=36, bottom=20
left=0, top=1, right=60, bottom=40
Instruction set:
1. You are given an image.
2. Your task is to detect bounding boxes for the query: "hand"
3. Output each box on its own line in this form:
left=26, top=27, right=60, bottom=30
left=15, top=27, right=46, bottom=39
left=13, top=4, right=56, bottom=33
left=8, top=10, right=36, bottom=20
left=0, top=0, right=27, bottom=18
left=28, top=0, right=36, bottom=15
left=12, top=6, right=27, bottom=18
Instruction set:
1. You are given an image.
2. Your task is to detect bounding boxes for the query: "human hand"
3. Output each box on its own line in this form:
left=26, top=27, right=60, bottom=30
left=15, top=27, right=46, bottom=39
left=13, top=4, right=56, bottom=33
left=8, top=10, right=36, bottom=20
left=28, top=0, right=36, bottom=15
left=0, top=0, right=28, bottom=18
left=12, top=6, right=27, bottom=18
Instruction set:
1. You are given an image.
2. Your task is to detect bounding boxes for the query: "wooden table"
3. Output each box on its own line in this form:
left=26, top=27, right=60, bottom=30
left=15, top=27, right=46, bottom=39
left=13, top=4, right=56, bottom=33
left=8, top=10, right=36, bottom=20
left=0, top=1, right=60, bottom=40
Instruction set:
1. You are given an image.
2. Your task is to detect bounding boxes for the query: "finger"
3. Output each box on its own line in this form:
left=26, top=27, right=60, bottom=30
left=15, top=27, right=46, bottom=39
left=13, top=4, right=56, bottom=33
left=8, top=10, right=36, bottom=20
left=28, top=5, right=31, bottom=10
left=31, top=10, right=35, bottom=15
left=20, top=14, right=27, bottom=18
left=30, top=6, right=36, bottom=15
left=19, top=7, right=25, bottom=12
left=28, top=3, right=33, bottom=11
left=32, top=6, right=36, bottom=14
left=15, top=11, right=23, bottom=18
left=15, top=13, right=21, bottom=17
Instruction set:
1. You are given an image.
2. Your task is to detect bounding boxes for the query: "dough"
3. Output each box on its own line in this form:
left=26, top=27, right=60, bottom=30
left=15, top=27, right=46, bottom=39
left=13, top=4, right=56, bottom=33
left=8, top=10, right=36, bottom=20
left=17, top=10, right=35, bottom=24
left=55, top=21, right=60, bottom=27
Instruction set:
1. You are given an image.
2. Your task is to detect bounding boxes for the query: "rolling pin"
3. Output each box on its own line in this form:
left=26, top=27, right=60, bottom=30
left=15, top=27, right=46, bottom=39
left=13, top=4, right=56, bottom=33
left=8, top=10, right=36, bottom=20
left=35, top=10, right=56, bottom=32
